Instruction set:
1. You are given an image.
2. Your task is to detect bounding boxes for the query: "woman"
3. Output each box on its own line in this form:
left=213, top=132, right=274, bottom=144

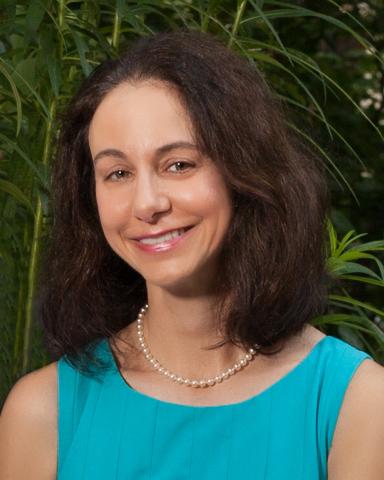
left=1, top=29, right=383, bottom=480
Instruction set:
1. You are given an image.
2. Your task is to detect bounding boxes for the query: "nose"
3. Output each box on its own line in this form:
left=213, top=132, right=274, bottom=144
left=132, top=171, right=171, bottom=223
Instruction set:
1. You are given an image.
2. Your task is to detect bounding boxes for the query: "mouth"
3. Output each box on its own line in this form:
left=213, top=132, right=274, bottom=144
left=137, top=225, right=193, bottom=243
left=133, top=225, right=195, bottom=253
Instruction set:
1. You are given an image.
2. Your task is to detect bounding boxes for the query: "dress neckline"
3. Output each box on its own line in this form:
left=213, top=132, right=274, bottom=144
left=103, top=335, right=331, bottom=410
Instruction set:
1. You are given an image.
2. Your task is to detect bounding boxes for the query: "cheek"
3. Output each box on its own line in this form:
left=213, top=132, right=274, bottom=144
left=95, top=188, right=126, bottom=233
left=196, top=176, right=233, bottom=218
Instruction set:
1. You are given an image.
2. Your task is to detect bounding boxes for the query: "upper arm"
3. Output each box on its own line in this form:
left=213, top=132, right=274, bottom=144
left=327, top=358, right=384, bottom=480
left=0, top=362, right=58, bottom=480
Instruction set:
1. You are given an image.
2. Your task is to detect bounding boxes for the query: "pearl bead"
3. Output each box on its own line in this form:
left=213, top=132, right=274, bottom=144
left=135, top=303, right=258, bottom=389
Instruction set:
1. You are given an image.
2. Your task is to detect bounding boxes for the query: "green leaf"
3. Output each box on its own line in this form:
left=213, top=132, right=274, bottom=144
left=0, top=57, right=49, bottom=119
left=327, top=219, right=338, bottom=254
left=0, top=60, right=22, bottom=136
left=248, top=0, right=292, bottom=65
left=338, top=251, right=375, bottom=262
left=338, top=275, right=384, bottom=287
left=68, top=27, right=93, bottom=77
left=334, top=231, right=368, bottom=257
left=331, top=261, right=382, bottom=281
left=280, top=94, right=365, bottom=167
left=287, top=122, right=359, bottom=203
left=0, top=132, right=47, bottom=188
left=325, top=0, right=375, bottom=40
left=228, top=0, right=248, bottom=47
left=329, top=294, right=384, bottom=318
left=25, top=0, right=46, bottom=42
left=351, top=241, right=384, bottom=252
left=248, top=51, right=331, bottom=138
left=313, top=313, right=384, bottom=351
left=253, top=2, right=382, bottom=66
left=39, top=28, right=61, bottom=97
left=0, top=179, right=35, bottom=216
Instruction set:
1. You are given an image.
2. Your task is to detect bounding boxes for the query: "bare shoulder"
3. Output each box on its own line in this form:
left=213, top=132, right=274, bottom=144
left=302, top=324, right=326, bottom=345
left=276, top=324, right=326, bottom=362
left=1, top=361, right=58, bottom=418
left=0, top=361, right=58, bottom=480
left=328, top=356, right=384, bottom=479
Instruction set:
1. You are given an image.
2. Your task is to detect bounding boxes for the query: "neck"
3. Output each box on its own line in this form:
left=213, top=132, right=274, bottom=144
left=134, top=289, right=245, bottom=379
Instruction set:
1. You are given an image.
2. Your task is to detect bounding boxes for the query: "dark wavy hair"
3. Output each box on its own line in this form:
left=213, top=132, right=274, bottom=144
left=37, top=28, right=331, bottom=375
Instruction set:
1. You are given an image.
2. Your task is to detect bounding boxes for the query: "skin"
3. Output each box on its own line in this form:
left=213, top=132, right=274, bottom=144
left=89, top=79, right=246, bottom=382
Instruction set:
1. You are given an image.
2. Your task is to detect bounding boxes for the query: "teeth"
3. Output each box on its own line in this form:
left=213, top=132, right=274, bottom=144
left=139, top=228, right=187, bottom=245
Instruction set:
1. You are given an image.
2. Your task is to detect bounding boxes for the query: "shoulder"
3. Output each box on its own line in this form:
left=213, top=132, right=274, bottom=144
left=1, top=361, right=58, bottom=423
left=0, top=362, right=58, bottom=479
left=328, top=357, right=384, bottom=479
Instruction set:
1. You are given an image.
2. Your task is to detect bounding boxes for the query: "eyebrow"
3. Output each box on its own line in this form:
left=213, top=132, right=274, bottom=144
left=92, top=141, right=198, bottom=165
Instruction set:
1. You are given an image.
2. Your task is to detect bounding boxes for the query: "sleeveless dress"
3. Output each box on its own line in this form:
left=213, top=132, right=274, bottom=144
left=57, top=334, right=373, bottom=479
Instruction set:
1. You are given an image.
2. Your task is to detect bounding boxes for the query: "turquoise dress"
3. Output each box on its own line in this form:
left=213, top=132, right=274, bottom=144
left=57, top=335, right=372, bottom=479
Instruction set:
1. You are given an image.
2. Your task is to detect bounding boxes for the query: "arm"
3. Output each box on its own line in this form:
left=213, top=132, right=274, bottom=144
left=0, top=363, right=58, bottom=480
left=327, top=358, right=384, bottom=480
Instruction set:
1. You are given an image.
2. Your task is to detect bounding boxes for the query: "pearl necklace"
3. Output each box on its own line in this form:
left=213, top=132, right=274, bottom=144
left=136, top=304, right=260, bottom=388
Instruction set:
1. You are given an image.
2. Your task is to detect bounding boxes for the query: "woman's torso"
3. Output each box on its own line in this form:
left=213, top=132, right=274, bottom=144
left=52, top=325, right=373, bottom=479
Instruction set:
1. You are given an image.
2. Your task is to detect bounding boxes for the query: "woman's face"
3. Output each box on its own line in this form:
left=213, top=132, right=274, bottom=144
left=89, top=80, right=233, bottom=293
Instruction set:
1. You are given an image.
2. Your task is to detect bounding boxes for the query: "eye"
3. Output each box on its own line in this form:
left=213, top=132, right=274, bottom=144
left=167, top=161, right=194, bottom=173
left=106, top=169, right=130, bottom=182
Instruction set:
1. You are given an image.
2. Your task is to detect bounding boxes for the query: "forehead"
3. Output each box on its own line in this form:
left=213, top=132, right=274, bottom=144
left=88, top=80, right=196, bottom=152
left=95, top=79, right=183, bottom=111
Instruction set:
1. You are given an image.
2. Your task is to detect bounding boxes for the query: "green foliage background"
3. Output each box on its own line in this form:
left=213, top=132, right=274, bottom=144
left=1, top=0, right=383, bottom=409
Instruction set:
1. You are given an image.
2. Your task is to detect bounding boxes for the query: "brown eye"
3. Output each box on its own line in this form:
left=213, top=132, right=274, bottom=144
left=106, top=169, right=130, bottom=181
left=168, top=161, right=194, bottom=173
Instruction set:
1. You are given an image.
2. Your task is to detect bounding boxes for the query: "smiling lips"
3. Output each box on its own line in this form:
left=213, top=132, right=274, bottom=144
left=133, top=225, right=193, bottom=241
left=133, top=225, right=194, bottom=253
left=138, top=227, right=189, bottom=245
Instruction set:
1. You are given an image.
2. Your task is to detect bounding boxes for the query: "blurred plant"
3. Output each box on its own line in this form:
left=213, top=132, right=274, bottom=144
left=0, top=0, right=383, bottom=408
left=312, top=220, right=384, bottom=362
